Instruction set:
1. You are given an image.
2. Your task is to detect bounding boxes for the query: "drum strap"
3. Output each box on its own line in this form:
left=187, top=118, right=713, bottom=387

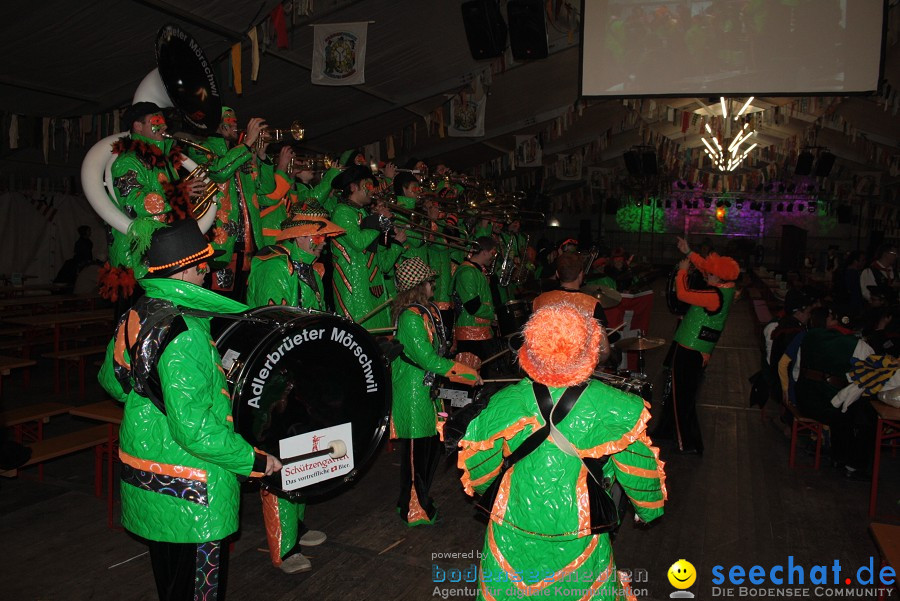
left=475, top=382, right=586, bottom=514
left=121, top=302, right=266, bottom=416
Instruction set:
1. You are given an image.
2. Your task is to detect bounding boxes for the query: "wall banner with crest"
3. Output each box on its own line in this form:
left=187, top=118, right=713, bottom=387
left=311, top=22, right=368, bottom=86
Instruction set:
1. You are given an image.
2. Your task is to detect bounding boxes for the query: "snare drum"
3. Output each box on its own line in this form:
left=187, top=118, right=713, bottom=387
left=592, top=369, right=652, bottom=402
left=216, top=307, right=390, bottom=500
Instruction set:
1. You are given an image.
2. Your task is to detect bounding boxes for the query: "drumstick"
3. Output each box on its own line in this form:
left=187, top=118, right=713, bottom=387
left=606, top=322, right=626, bottom=334
left=281, top=440, right=347, bottom=464
left=366, top=326, right=397, bottom=335
left=479, top=348, right=510, bottom=367
left=357, top=298, right=395, bottom=325
left=480, top=378, right=520, bottom=383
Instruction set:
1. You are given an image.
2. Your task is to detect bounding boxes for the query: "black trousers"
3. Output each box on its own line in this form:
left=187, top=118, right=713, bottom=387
left=657, top=344, right=705, bottom=453
left=147, top=539, right=229, bottom=601
left=396, top=435, right=441, bottom=523
left=797, top=394, right=877, bottom=472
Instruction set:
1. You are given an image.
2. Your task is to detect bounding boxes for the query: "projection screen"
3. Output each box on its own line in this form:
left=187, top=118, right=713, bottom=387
left=581, top=0, right=886, bottom=96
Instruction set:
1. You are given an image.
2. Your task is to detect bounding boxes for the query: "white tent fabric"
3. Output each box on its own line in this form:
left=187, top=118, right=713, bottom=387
left=0, top=193, right=107, bottom=285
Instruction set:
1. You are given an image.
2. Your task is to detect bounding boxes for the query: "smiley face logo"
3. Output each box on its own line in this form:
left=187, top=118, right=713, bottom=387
left=667, top=559, right=696, bottom=589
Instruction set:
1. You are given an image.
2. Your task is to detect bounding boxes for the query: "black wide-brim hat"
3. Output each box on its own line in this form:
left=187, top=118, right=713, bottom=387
left=144, top=220, right=223, bottom=278
left=331, top=164, right=375, bottom=191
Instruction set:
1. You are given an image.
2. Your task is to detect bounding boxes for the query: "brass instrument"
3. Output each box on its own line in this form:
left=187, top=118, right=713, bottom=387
left=236, top=120, right=305, bottom=152
left=513, top=234, right=531, bottom=284
left=497, top=239, right=517, bottom=287
left=162, top=133, right=217, bottom=220
left=391, top=223, right=472, bottom=252
left=291, top=155, right=337, bottom=172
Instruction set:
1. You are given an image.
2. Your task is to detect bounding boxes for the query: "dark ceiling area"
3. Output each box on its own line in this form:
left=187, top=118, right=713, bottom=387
left=1, top=0, right=898, bottom=200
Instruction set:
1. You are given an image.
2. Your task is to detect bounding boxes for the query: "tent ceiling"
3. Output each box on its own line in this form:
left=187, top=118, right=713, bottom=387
left=1, top=0, right=897, bottom=193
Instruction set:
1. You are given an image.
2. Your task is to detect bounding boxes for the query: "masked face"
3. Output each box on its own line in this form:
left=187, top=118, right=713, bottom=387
left=220, top=111, right=238, bottom=141
left=137, top=113, right=167, bottom=140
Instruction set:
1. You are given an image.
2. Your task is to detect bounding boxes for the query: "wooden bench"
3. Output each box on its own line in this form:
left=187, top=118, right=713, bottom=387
left=0, top=355, right=38, bottom=395
left=44, top=345, right=108, bottom=399
left=0, top=400, right=70, bottom=442
left=869, top=523, right=900, bottom=598
left=20, top=424, right=111, bottom=466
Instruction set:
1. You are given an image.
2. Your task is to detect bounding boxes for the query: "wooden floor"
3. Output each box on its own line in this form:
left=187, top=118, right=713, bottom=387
left=2, top=281, right=898, bottom=601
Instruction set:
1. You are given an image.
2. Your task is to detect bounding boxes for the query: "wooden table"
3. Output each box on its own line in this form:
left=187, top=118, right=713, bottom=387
left=6, top=309, right=114, bottom=393
left=70, top=400, right=123, bottom=529
left=870, top=400, right=900, bottom=518
left=869, top=523, right=900, bottom=600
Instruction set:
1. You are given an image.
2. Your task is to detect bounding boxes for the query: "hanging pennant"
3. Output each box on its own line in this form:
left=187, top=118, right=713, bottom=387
left=514, top=135, right=542, bottom=167
left=311, top=22, right=368, bottom=86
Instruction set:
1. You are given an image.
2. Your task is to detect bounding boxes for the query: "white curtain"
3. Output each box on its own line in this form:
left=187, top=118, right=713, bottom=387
left=0, top=193, right=107, bottom=285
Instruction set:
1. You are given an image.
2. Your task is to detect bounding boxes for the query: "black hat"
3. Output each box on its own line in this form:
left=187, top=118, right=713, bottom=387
left=784, top=289, right=809, bottom=315
left=331, top=164, right=375, bottom=192
left=144, top=220, right=223, bottom=278
left=123, top=102, right=164, bottom=130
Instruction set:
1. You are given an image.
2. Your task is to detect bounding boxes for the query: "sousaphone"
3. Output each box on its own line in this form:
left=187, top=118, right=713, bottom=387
left=82, top=24, right=222, bottom=235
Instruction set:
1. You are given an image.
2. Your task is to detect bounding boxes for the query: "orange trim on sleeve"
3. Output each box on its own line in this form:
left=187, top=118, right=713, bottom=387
left=577, top=408, right=652, bottom=459
left=611, top=457, right=661, bottom=479
left=675, top=268, right=721, bottom=311
left=265, top=173, right=292, bottom=200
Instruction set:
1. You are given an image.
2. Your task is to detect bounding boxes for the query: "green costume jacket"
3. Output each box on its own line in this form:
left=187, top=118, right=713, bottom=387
left=109, top=133, right=182, bottom=276
left=189, top=137, right=279, bottom=253
left=246, top=243, right=325, bottom=311
left=459, top=379, right=666, bottom=600
left=294, top=167, right=341, bottom=215
left=453, top=260, right=495, bottom=340
left=391, top=305, right=456, bottom=439
left=330, top=202, right=403, bottom=328
left=98, top=278, right=265, bottom=543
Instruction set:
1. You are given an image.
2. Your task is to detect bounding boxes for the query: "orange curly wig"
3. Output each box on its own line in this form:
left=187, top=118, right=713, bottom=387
left=518, top=302, right=602, bottom=387
left=690, top=252, right=739, bottom=281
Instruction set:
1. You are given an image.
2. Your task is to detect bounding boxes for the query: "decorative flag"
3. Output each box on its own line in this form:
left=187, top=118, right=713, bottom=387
left=449, top=76, right=486, bottom=137
left=231, top=43, right=242, bottom=94
left=514, top=135, right=542, bottom=167
left=311, top=22, right=368, bottom=86
left=248, top=27, right=260, bottom=81
left=556, top=152, right=582, bottom=180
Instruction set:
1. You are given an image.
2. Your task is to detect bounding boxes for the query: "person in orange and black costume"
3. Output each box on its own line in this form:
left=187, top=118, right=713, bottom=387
left=532, top=252, right=615, bottom=364
left=653, top=236, right=739, bottom=455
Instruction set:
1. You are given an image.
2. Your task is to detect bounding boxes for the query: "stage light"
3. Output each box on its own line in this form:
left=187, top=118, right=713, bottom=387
left=797, top=204, right=805, bottom=212
left=786, top=204, right=794, bottom=213
left=665, top=200, right=672, bottom=208
left=808, top=201, right=817, bottom=213
left=735, top=201, right=743, bottom=210
left=765, top=202, right=773, bottom=212
left=716, top=206, right=726, bottom=221
left=548, top=218, right=560, bottom=227
left=777, top=203, right=784, bottom=212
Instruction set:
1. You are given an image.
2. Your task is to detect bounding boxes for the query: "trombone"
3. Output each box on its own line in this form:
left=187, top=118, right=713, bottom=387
left=392, top=222, right=473, bottom=252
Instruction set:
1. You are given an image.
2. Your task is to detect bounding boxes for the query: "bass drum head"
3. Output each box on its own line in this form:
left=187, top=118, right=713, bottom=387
left=215, top=307, right=390, bottom=499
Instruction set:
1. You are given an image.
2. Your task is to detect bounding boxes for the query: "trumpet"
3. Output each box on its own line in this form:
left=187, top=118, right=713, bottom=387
left=162, top=133, right=217, bottom=220
left=290, top=155, right=338, bottom=172
left=236, top=120, right=305, bottom=151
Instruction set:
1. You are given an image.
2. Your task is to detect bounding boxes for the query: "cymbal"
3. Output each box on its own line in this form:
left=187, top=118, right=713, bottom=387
left=614, top=336, right=666, bottom=351
left=580, top=284, right=622, bottom=309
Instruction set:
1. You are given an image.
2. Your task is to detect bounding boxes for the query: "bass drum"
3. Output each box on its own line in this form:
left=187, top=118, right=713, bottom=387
left=215, top=307, right=390, bottom=500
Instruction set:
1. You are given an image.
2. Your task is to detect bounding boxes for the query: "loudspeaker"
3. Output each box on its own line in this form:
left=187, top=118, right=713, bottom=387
left=814, top=152, right=835, bottom=177
left=641, top=150, right=658, bottom=176
left=461, top=0, right=508, bottom=60
left=623, top=151, right=642, bottom=176
left=623, top=150, right=657, bottom=177
left=837, top=205, right=852, bottom=224
left=795, top=151, right=814, bottom=176
left=507, top=0, right=548, bottom=60
left=780, top=225, right=808, bottom=272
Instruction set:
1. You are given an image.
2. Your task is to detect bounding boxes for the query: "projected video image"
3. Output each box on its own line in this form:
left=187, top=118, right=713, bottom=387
left=582, top=0, right=884, bottom=96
